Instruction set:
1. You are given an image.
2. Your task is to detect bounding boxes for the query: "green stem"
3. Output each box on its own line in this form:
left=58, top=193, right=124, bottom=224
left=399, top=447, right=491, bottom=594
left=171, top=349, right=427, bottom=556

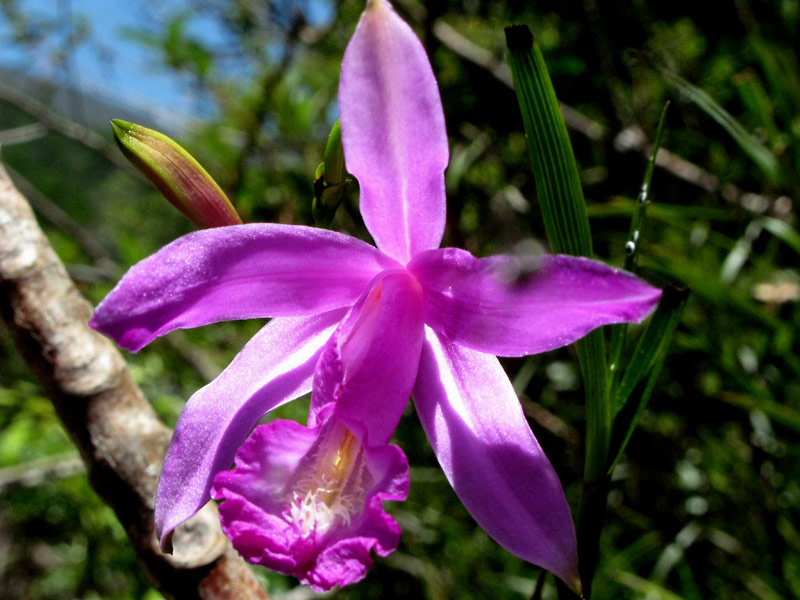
left=575, top=332, right=610, bottom=600
left=577, top=332, right=611, bottom=484
left=531, top=569, right=548, bottom=600
left=576, top=478, right=611, bottom=597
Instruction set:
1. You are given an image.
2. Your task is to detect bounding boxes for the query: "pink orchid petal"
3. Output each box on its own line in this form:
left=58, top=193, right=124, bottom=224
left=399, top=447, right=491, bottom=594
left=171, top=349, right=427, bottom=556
left=154, top=310, right=344, bottom=547
left=90, top=223, right=399, bottom=351
left=409, top=248, right=662, bottom=356
left=339, top=0, right=448, bottom=263
left=211, top=415, right=409, bottom=591
left=310, top=270, right=425, bottom=446
left=413, top=328, right=580, bottom=591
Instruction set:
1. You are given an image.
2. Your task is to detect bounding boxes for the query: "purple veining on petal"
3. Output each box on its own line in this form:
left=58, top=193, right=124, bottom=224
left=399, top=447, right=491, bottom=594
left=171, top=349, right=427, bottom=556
left=211, top=414, right=409, bottom=592
left=409, top=247, right=662, bottom=357
left=339, top=0, right=448, bottom=263
left=413, top=327, right=581, bottom=592
left=90, top=223, right=400, bottom=351
left=154, top=310, right=344, bottom=546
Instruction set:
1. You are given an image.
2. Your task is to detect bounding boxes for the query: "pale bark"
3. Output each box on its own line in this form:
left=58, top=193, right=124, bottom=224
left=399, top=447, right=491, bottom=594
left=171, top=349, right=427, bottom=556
left=0, top=163, right=268, bottom=600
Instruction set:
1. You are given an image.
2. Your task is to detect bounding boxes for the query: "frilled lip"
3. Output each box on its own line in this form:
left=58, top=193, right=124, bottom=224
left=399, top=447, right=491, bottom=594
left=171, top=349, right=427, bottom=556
left=210, top=415, right=409, bottom=591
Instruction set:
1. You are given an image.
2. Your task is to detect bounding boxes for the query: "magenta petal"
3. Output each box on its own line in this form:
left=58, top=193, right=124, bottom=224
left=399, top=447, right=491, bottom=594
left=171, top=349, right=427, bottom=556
left=413, top=329, right=580, bottom=590
left=90, top=223, right=399, bottom=351
left=211, top=416, right=409, bottom=591
left=339, top=0, right=448, bottom=263
left=409, top=248, right=662, bottom=356
left=310, top=270, right=425, bottom=446
left=154, top=310, right=345, bottom=546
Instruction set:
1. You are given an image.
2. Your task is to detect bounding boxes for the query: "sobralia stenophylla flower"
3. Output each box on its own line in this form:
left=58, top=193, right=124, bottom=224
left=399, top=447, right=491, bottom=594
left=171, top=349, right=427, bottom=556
left=90, top=0, right=662, bottom=592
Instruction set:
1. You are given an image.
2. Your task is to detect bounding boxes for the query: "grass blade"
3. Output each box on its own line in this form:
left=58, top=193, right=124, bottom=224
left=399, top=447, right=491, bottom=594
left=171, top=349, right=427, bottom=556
left=759, top=217, right=800, bottom=256
left=608, top=102, right=670, bottom=395
left=505, top=22, right=609, bottom=480
left=506, top=24, right=608, bottom=597
left=504, top=25, right=593, bottom=257
left=608, top=286, right=689, bottom=471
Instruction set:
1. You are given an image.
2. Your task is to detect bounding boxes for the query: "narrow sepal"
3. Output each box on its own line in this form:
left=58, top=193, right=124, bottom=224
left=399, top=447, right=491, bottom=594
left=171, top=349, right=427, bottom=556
left=339, top=0, right=448, bottom=262
left=89, top=224, right=399, bottom=351
left=413, top=329, right=581, bottom=593
left=409, top=248, right=662, bottom=357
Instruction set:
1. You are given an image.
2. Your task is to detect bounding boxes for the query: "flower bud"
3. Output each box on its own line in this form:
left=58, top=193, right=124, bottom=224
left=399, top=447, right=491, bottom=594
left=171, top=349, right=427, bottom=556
left=312, top=120, right=351, bottom=227
left=111, top=119, right=242, bottom=229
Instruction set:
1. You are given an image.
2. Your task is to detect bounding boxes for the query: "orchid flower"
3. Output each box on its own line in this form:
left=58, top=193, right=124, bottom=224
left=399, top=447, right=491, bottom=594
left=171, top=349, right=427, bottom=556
left=90, top=0, right=662, bottom=592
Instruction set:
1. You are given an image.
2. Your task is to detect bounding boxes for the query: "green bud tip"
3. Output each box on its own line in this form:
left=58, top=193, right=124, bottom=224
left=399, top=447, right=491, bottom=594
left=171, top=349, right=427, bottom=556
left=322, top=120, right=347, bottom=186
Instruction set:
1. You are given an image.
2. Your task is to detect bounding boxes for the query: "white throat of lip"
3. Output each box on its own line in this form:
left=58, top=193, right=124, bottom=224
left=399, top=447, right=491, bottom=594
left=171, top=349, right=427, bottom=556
left=285, top=426, right=367, bottom=536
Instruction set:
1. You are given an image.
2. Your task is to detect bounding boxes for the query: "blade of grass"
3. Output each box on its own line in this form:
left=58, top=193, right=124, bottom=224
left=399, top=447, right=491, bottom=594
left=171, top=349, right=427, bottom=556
left=608, top=102, right=669, bottom=395
left=608, top=286, right=689, bottom=471
left=615, top=286, right=689, bottom=410
left=733, top=69, right=780, bottom=143
left=644, top=251, right=784, bottom=332
left=504, top=25, right=593, bottom=257
left=586, top=199, right=737, bottom=222
left=748, top=35, right=800, bottom=135
left=624, top=102, right=670, bottom=273
left=609, top=570, right=686, bottom=600
left=719, top=392, right=800, bottom=434
left=505, top=23, right=609, bottom=475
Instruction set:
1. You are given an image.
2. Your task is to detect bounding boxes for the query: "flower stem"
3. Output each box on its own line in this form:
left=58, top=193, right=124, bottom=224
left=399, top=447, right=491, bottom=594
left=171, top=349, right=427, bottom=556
left=576, top=478, right=610, bottom=598
left=574, top=332, right=611, bottom=600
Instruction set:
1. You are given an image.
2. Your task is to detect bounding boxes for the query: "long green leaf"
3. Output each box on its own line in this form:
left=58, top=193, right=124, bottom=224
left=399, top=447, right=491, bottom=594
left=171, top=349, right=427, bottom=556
left=623, top=101, right=670, bottom=273
left=609, top=570, right=686, bottom=600
left=504, top=25, right=593, bottom=257
left=733, top=69, right=780, bottom=142
left=506, top=25, right=607, bottom=597
left=506, top=23, right=609, bottom=479
left=749, top=35, right=800, bottom=133
left=505, top=27, right=610, bottom=459
left=645, top=250, right=784, bottom=332
left=615, top=286, right=688, bottom=408
left=719, top=392, right=800, bottom=434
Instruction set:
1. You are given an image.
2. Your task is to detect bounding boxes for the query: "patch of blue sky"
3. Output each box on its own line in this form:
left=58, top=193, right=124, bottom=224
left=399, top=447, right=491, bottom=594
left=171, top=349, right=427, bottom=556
left=0, top=0, right=335, bottom=128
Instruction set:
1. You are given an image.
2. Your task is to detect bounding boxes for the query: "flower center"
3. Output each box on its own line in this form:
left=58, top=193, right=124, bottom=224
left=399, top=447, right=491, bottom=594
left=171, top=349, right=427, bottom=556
left=285, top=425, right=367, bottom=537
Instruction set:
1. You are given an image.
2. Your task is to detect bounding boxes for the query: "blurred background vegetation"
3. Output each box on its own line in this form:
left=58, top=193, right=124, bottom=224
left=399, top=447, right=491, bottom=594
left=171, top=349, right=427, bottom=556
left=1, top=0, right=799, bottom=598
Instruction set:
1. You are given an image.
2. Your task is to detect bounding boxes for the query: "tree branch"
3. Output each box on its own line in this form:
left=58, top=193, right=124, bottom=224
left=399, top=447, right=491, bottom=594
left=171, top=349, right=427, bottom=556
left=0, top=162, right=268, bottom=600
